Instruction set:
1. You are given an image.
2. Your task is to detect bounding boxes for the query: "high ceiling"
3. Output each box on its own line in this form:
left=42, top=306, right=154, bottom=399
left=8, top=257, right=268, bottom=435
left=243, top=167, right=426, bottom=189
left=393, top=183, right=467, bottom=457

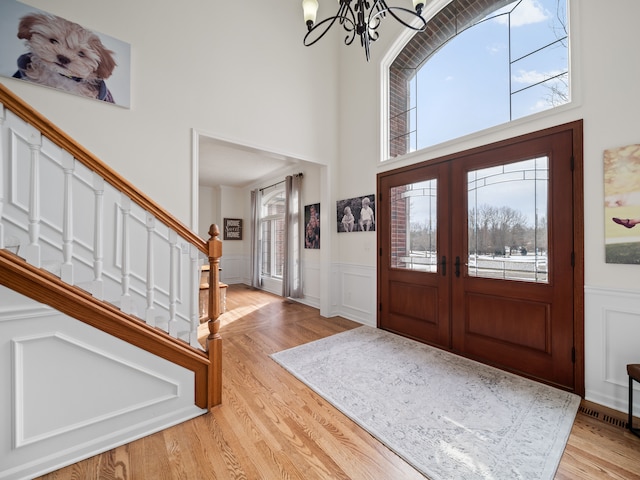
left=198, top=135, right=300, bottom=189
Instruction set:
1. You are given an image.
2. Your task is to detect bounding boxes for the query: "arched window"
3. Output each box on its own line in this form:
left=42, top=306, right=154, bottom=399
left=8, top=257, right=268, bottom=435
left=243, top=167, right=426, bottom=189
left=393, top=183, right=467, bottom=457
left=260, top=188, right=286, bottom=278
left=388, top=0, right=569, bottom=158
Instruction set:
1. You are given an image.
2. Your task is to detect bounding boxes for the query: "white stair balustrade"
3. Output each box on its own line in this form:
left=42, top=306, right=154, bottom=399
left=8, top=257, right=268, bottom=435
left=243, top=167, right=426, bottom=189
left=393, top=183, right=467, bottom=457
left=2, top=111, right=72, bottom=271
left=118, top=194, right=136, bottom=315
left=73, top=169, right=107, bottom=299
left=60, top=151, right=75, bottom=283
left=23, top=125, right=42, bottom=267
left=145, top=214, right=157, bottom=327
left=189, top=244, right=202, bottom=348
left=0, top=102, right=206, bottom=350
left=2, top=111, right=39, bottom=260
left=168, top=230, right=178, bottom=337
left=38, top=138, right=70, bottom=276
left=91, top=174, right=105, bottom=299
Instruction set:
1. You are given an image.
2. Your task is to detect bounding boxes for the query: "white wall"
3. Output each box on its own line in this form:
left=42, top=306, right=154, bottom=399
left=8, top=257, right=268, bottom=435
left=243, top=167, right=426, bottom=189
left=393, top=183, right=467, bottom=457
left=6, top=0, right=339, bottom=228
left=198, top=185, right=219, bottom=240
left=217, top=186, right=245, bottom=285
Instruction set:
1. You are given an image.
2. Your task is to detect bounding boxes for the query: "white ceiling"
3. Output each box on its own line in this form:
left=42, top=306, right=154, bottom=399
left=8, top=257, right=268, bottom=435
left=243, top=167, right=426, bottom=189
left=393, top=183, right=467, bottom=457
left=198, top=135, right=300, bottom=189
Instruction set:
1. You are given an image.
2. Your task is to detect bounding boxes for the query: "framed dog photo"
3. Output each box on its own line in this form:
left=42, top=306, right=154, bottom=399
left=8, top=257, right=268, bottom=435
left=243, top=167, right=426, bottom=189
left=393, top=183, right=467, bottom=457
left=0, top=0, right=131, bottom=108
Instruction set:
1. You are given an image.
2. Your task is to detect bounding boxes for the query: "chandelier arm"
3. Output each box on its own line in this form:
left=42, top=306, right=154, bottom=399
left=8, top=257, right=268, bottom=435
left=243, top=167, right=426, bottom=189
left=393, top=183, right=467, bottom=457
left=304, top=14, right=356, bottom=47
left=369, top=5, right=427, bottom=32
left=304, top=2, right=358, bottom=47
left=340, top=1, right=359, bottom=46
left=373, top=0, right=391, bottom=14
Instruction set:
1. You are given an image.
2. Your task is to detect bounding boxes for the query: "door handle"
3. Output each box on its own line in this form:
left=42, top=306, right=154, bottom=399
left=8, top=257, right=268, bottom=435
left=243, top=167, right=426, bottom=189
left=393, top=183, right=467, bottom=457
left=455, top=256, right=461, bottom=278
left=441, top=255, right=446, bottom=276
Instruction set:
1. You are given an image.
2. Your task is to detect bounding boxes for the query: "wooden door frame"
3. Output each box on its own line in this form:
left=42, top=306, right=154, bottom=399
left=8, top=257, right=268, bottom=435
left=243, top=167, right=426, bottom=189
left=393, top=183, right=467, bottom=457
left=377, top=120, right=584, bottom=396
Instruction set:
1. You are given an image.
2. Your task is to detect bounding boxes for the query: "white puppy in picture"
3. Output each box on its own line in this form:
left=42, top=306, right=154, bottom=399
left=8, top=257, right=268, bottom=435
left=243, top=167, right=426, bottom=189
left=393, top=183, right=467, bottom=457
left=13, top=13, right=117, bottom=103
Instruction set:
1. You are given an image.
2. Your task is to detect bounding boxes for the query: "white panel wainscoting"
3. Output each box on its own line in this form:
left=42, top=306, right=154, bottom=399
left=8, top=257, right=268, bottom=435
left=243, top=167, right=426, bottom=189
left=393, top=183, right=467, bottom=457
left=300, top=260, right=321, bottom=309
left=333, top=263, right=376, bottom=327
left=244, top=262, right=375, bottom=325
left=220, top=254, right=245, bottom=285
left=0, top=285, right=206, bottom=480
left=282, top=262, right=374, bottom=324
left=585, top=286, right=640, bottom=415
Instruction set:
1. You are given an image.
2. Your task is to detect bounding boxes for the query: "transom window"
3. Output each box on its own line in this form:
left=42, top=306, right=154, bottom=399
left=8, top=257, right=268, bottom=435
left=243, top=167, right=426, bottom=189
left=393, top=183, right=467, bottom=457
left=388, top=0, right=569, bottom=158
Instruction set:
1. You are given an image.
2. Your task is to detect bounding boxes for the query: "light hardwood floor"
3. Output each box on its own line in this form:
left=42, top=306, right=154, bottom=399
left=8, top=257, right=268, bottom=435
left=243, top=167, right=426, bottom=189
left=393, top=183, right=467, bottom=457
left=38, top=285, right=640, bottom=479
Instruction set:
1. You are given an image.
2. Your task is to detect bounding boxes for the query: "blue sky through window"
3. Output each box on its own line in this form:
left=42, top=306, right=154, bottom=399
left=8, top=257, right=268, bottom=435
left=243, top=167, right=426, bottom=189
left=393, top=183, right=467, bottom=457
left=410, top=0, right=568, bottom=150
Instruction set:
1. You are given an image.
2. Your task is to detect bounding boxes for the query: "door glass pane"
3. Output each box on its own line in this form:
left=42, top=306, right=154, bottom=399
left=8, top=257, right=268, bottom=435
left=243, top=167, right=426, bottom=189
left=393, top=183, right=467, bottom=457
left=467, top=157, right=549, bottom=283
left=390, top=179, right=438, bottom=272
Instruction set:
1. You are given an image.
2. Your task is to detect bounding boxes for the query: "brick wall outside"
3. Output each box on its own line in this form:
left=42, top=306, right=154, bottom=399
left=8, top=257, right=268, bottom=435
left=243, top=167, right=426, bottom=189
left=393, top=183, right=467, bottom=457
left=390, top=185, right=409, bottom=268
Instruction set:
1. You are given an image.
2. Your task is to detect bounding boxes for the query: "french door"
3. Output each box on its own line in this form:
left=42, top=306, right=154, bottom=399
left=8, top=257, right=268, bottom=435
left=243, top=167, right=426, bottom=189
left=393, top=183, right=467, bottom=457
left=377, top=122, right=583, bottom=392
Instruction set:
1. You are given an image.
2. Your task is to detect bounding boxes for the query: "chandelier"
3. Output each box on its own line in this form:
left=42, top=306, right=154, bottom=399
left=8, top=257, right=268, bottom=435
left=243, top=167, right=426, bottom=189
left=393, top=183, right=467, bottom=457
left=302, top=0, right=428, bottom=61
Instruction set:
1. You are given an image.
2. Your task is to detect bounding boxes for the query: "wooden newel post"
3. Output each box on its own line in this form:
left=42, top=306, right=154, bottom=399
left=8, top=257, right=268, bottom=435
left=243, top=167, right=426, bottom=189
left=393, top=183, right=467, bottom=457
left=206, top=223, right=222, bottom=408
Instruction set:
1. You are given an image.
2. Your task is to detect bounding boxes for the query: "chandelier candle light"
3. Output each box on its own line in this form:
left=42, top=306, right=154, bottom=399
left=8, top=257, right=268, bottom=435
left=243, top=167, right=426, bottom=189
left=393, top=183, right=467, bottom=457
left=302, top=0, right=427, bottom=61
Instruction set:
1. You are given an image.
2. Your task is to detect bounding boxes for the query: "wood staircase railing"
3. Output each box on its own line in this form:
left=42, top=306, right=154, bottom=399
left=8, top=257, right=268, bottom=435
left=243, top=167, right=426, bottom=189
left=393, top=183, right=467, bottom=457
left=0, top=82, right=222, bottom=410
left=0, top=83, right=200, bottom=246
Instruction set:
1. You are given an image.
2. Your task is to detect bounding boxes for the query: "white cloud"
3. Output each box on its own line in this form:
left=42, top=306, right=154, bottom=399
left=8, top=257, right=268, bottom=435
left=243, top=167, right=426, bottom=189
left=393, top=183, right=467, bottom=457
left=512, top=68, right=564, bottom=84
left=486, top=43, right=506, bottom=55
left=529, top=99, right=549, bottom=113
left=494, top=0, right=549, bottom=27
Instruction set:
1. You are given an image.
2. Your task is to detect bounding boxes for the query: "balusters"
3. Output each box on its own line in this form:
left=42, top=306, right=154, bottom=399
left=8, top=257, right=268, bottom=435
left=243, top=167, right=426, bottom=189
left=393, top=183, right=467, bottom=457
left=189, top=244, right=201, bottom=349
left=22, top=126, right=42, bottom=266
left=119, top=194, right=134, bottom=314
left=168, top=230, right=178, bottom=336
left=0, top=95, right=214, bottom=353
left=60, top=151, right=75, bottom=283
left=145, top=215, right=156, bottom=326
left=92, top=174, right=104, bottom=299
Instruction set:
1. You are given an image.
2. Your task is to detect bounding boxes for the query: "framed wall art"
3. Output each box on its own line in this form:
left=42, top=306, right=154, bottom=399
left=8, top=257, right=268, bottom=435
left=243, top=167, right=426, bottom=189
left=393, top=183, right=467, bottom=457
left=336, top=194, right=375, bottom=233
left=223, top=218, right=243, bottom=240
left=304, top=203, right=320, bottom=249
left=0, top=0, right=131, bottom=107
left=604, top=144, right=640, bottom=264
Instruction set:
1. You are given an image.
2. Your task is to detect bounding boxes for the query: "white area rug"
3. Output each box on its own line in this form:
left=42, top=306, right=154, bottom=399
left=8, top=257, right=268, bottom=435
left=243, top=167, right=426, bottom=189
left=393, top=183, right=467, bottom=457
left=271, top=326, right=580, bottom=480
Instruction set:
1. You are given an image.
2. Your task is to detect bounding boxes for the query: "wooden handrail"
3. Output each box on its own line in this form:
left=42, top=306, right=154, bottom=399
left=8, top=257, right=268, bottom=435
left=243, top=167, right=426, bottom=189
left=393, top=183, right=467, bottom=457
left=0, top=249, right=213, bottom=409
left=0, top=82, right=206, bottom=254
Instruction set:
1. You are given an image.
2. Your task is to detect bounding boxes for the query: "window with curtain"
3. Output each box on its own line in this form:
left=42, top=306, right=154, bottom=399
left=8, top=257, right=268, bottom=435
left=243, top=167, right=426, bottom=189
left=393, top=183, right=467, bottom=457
left=260, top=189, right=286, bottom=279
left=388, top=0, right=569, bottom=158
